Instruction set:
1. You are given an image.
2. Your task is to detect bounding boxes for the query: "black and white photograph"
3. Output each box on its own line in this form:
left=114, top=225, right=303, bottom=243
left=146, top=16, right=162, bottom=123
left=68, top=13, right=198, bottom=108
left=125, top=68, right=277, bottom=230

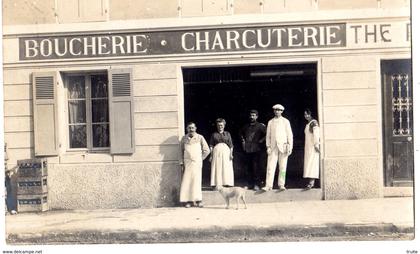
left=0, top=0, right=418, bottom=253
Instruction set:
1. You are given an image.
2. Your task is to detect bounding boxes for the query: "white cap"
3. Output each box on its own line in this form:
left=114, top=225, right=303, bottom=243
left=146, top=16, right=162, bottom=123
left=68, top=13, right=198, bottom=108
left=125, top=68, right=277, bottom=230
left=272, top=104, right=285, bottom=110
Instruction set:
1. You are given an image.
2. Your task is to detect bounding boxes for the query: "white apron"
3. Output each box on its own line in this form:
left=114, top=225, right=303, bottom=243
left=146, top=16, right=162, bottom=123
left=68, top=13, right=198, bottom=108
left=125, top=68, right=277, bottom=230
left=303, top=120, right=320, bottom=179
left=210, top=143, right=234, bottom=186
left=180, top=140, right=203, bottom=202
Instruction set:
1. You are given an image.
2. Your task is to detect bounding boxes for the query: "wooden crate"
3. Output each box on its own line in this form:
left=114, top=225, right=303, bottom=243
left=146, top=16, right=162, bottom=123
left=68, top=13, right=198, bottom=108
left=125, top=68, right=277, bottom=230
left=16, top=159, right=49, bottom=212
left=17, top=194, right=48, bottom=212
left=17, top=176, right=48, bottom=195
left=17, top=159, right=48, bottom=178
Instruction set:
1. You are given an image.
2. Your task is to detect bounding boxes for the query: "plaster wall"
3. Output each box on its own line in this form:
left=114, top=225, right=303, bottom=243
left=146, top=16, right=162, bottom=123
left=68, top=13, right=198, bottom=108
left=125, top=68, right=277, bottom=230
left=321, top=55, right=382, bottom=199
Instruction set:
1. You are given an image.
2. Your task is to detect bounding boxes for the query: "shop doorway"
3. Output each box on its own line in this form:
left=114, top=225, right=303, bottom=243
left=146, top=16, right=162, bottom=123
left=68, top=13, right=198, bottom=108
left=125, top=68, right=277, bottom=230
left=381, top=59, right=414, bottom=186
left=182, top=63, right=318, bottom=189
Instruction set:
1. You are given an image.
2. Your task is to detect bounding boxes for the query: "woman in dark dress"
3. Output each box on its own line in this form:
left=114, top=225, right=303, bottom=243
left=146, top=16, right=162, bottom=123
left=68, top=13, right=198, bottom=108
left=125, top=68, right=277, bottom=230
left=209, top=118, right=234, bottom=189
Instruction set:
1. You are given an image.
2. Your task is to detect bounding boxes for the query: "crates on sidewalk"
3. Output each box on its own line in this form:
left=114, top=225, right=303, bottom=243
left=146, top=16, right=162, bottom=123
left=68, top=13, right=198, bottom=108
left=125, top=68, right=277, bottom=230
left=17, top=159, right=48, bottom=177
left=16, top=159, right=49, bottom=212
left=17, top=194, right=48, bottom=212
left=17, top=176, right=48, bottom=195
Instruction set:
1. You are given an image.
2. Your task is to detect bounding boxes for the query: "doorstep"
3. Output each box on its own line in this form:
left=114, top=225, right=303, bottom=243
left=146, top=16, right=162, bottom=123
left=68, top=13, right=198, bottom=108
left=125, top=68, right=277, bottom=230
left=202, top=188, right=322, bottom=206
left=383, top=187, right=413, bottom=197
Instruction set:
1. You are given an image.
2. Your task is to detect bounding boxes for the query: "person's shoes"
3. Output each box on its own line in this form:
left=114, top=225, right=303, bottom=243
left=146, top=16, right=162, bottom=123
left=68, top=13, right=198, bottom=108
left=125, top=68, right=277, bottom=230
left=303, top=184, right=313, bottom=191
left=253, top=185, right=260, bottom=191
left=6, top=210, right=17, bottom=215
left=196, top=202, right=204, bottom=208
left=278, top=186, right=287, bottom=192
left=261, top=187, right=271, bottom=192
left=185, top=203, right=191, bottom=208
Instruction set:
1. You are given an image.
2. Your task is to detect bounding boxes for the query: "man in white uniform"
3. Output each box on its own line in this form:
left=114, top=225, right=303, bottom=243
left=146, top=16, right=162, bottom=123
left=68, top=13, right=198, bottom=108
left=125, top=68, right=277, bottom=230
left=179, top=122, right=210, bottom=208
left=262, top=104, right=293, bottom=192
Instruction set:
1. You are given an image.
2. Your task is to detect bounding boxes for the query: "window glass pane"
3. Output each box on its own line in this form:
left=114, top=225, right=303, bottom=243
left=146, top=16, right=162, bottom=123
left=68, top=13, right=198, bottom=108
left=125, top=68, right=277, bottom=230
left=91, top=99, right=109, bottom=123
left=91, top=73, right=109, bottom=148
left=68, top=101, right=86, bottom=123
left=91, top=74, right=108, bottom=98
left=69, top=125, right=87, bottom=148
left=67, top=73, right=110, bottom=150
left=68, top=76, right=86, bottom=99
left=92, top=124, right=109, bottom=147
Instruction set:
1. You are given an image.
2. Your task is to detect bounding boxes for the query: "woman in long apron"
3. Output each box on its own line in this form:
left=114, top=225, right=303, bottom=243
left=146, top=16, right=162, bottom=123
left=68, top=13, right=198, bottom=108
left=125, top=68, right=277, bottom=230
left=179, top=122, right=210, bottom=208
left=209, top=118, right=234, bottom=189
left=303, top=109, right=320, bottom=190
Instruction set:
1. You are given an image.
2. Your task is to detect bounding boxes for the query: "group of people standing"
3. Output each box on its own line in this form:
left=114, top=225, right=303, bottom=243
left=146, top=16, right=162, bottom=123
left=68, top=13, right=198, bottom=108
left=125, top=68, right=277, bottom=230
left=178, top=104, right=320, bottom=208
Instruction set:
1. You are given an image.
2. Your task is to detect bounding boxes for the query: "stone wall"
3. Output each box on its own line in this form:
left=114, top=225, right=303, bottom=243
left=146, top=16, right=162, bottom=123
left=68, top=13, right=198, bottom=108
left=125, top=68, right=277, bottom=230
left=48, top=162, right=181, bottom=209
left=323, top=158, right=381, bottom=199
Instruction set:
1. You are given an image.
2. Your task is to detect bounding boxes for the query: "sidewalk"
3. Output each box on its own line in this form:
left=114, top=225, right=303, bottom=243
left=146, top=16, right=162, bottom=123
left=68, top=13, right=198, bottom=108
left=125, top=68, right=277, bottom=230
left=5, top=197, right=414, bottom=244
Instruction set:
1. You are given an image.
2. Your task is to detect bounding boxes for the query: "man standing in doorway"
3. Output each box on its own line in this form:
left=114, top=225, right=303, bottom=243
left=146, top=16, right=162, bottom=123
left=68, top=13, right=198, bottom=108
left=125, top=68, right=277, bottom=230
left=262, top=104, right=293, bottom=192
left=179, top=122, right=210, bottom=208
left=240, top=110, right=266, bottom=191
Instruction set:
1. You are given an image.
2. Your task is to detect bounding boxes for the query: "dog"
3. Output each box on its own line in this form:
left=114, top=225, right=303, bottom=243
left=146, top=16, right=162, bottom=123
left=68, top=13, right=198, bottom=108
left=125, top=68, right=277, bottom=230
left=216, top=186, right=248, bottom=210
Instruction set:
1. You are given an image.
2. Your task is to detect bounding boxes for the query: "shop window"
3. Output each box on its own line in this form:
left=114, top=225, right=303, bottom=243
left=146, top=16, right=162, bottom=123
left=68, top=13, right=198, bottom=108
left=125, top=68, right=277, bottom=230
left=56, top=0, right=108, bottom=23
left=66, top=73, right=110, bottom=150
left=318, top=0, right=377, bottom=9
left=109, top=0, right=179, bottom=20
left=32, top=69, right=135, bottom=156
left=233, top=0, right=262, bottom=14
left=181, top=0, right=232, bottom=17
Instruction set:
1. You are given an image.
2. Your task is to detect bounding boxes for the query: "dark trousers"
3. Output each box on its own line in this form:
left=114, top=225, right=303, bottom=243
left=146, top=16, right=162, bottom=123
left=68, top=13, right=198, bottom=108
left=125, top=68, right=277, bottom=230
left=5, top=175, right=15, bottom=212
left=245, top=151, right=262, bottom=187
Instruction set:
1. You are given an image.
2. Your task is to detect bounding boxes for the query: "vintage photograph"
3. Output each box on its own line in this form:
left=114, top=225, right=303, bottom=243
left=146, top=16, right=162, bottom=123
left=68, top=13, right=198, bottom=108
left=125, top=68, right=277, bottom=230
left=1, top=0, right=417, bottom=252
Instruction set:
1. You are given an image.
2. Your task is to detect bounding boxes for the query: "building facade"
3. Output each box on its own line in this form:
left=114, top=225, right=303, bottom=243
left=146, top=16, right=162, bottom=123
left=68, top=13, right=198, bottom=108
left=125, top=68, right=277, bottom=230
left=3, top=0, right=413, bottom=209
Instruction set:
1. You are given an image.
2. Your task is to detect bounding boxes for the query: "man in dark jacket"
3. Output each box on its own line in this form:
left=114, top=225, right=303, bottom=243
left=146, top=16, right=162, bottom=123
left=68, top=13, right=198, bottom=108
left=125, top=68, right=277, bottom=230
left=239, top=110, right=266, bottom=190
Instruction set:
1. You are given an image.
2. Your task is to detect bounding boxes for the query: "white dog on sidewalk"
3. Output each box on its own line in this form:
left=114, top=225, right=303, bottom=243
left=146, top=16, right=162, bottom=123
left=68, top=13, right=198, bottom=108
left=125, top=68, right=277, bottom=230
left=216, top=186, right=248, bottom=210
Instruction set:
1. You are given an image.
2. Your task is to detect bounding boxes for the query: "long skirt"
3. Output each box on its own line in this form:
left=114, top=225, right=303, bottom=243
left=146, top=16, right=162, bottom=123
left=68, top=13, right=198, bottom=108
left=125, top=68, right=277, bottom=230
left=303, top=125, right=320, bottom=179
left=180, top=159, right=203, bottom=202
left=210, top=143, right=234, bottom=186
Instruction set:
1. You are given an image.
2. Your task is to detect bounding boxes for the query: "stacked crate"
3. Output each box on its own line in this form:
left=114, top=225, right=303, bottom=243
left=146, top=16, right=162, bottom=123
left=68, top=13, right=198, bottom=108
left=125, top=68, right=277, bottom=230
left=16, top=159, right=49, bottom=212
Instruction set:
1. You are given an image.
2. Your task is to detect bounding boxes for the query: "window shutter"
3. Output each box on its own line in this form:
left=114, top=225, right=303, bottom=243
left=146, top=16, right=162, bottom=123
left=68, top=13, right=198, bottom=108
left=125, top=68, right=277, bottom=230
left=108, top=69, right=135, bottom=154
left=32, top=72, right=59, bottom=156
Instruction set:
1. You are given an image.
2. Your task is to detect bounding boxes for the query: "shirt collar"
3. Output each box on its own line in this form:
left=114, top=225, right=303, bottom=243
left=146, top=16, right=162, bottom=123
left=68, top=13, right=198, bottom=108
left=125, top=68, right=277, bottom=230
left=187, top=133, right=197, bottom=138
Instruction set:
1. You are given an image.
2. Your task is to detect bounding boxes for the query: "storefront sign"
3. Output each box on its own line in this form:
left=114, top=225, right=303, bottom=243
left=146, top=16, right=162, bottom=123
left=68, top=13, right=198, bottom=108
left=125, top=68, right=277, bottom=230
left=19, top=23, right=346, bottom=60
left=346, top=21, right=411, bottom=49
left=18, top=21, right=410, bottom=61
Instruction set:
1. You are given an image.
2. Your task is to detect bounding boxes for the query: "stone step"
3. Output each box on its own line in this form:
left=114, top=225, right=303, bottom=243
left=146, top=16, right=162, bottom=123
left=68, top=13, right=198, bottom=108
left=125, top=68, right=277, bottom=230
left=202, top=188, right=322, bottom=206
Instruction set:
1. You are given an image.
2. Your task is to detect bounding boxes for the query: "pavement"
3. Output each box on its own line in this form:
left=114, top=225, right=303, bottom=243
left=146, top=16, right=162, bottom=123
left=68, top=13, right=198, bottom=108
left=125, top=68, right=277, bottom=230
left=4, top=197, right=415, bottom=244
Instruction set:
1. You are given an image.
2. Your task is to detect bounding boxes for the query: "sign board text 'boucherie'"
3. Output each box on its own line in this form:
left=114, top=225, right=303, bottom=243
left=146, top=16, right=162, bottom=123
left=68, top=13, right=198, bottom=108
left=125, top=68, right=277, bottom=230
left=20, top=23, right=346, bottom=60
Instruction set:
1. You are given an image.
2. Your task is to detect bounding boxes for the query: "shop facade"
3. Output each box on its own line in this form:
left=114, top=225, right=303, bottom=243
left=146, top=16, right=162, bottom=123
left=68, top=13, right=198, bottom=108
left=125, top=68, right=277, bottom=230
left=3, top=2, right=413, bottom=209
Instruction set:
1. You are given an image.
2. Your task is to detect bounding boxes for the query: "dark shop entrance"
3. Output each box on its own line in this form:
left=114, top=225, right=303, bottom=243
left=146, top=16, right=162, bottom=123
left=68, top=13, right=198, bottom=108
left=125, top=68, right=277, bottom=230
left=182, top=63, right=319, bottom=189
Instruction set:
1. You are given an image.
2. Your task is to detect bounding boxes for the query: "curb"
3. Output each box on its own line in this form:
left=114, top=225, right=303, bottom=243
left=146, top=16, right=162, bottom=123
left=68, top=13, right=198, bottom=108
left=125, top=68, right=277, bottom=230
left=6, top=223, right=414, bottom=244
